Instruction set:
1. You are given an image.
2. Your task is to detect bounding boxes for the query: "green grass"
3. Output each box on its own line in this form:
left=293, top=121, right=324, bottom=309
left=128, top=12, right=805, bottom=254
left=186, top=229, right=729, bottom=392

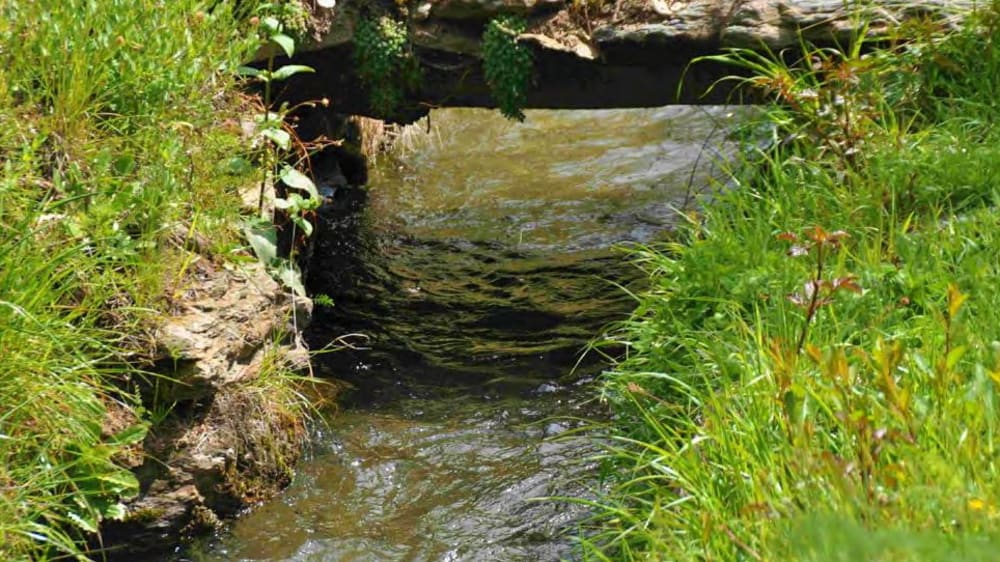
left=0, top=1, right=312, bottom=559
left=587, top=3, right=1000, bottom=560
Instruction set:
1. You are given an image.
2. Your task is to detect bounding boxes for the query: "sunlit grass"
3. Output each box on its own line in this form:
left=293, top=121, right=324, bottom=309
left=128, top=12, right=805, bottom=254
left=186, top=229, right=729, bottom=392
left=0, top=0, right=302, bottom=559
left=588, top=2, right=1000, bottom=560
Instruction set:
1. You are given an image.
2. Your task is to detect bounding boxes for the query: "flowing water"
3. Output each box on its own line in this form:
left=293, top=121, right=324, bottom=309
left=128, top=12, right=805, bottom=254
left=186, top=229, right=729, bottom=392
left=178, top=106, right=740, bottom=562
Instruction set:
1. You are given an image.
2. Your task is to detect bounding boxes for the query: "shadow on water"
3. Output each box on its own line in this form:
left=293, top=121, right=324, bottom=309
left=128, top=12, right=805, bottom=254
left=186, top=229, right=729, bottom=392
left=177, top=106, right=741, bottom=561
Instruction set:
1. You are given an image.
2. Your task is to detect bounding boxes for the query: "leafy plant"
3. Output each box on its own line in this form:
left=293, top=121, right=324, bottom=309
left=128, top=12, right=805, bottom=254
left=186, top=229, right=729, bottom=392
left=353, top=15, right=420, bottom=116
left=777, top=226, right=861, bottom=354
left=697, top=33, right=898, bottom=171
left=314, top=293, right=335, bottom=307
left=239, top=14, right=323, bottom=299
left=482, top=15, right=533, bottom=121
left=239, top=15, right=314, bottom=212
left=248, top=0, right=312, bottom=39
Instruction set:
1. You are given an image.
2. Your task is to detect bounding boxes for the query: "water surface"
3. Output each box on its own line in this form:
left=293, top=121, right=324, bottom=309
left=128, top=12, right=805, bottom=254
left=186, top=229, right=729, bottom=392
left=180, top=106, right=738, bottom=562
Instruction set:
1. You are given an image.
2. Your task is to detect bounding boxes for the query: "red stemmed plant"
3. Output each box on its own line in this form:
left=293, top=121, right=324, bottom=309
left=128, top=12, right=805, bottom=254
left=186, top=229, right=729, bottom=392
left=777, top=226, right=862, bottom=355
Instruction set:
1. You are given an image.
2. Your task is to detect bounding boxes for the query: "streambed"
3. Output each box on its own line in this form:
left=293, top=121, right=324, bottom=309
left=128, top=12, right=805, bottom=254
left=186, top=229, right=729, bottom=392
left=177, top=106, right=738, bottom=561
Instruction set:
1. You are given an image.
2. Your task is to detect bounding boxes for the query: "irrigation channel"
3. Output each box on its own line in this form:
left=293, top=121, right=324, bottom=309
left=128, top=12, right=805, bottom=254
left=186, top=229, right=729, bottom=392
left=178, top=106, right=740, bottom=561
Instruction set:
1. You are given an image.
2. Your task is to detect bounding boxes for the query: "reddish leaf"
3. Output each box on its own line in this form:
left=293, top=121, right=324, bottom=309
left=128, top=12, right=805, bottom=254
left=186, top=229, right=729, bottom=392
left=832, top=276, right=862, bottom=293
left=805, top=225, right=829, bottom=243
left=826, top=230, right=850, bottom=246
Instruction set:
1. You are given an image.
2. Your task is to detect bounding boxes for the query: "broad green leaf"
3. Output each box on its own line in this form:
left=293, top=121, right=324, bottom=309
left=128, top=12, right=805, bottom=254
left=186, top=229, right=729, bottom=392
left=277, top=263, right=307, bottom=297
left=271, top=64, right=314, bottom=81
left=261, top=16, right=281, bottom=34
left=261, top=128, right=291, bottom=151
left=68, top=511, right=99, bottom=533
left=254, top=111, right=282, bottom=125
left=109, top=423, right=148, bottom=447
left=946, top=345, right=967, bottom=371
left=291, top=214, right=314, bottom=237
left=280, top=166, right=319, bottom=198
left=97, top=470, right=140, bottom=494
left=243, top=220, right=278, bottom=264
left=236, top=65, right=261, bottom=77
left=104, top=503, right=128, bottom=521
left=113, top=154, right=135, bottom=175
left=299, top=195, right=321, bottom=211
left=274, top=194, right=304, bottom=212
left=66, top=218, right=85, bottom=238
left=271, top=33, right=295, bottom=57
left=225, top=156, right=254, bottom=175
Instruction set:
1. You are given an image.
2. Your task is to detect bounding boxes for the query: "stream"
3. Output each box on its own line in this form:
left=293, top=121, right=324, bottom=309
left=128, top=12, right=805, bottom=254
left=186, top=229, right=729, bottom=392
left=177, top=106, right=739, bottom=561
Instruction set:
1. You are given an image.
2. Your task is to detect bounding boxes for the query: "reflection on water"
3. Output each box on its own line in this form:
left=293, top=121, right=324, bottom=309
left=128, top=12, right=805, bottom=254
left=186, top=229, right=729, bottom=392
left=374, top=106, right=736, bottom=251
left=178, top=107, right=739, bottom=562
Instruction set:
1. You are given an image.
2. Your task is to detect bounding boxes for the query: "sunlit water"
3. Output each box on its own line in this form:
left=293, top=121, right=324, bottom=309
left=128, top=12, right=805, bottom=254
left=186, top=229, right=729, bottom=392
left=176, top=106, right=739, bottom=562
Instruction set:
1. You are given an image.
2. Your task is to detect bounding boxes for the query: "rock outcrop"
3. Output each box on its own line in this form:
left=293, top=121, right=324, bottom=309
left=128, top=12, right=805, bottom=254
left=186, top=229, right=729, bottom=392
left=272, top=0, right=972, bottom=123
left=100, top=258, right=312, bottom=558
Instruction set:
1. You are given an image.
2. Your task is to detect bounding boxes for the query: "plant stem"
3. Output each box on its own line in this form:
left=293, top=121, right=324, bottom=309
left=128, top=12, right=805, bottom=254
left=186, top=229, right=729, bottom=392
left=795, top=242, right=824, bottom=354
left=258, top=52, right=275, bottom=216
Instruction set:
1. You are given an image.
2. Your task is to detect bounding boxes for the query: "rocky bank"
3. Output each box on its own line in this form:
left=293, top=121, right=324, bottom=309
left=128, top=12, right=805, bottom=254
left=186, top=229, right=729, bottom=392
left=100, top=257, right=313, bottom=558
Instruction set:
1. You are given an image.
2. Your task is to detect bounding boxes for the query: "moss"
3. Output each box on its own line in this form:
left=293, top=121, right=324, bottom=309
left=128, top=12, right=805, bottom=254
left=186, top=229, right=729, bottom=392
left=125, top=507, right=168, bottom=524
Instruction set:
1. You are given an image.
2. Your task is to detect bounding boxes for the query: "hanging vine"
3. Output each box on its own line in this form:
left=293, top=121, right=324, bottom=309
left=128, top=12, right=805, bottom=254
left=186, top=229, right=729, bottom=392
left=354, top=15, right=420, bottom=116
left=482, top=15, right=533, bottom=121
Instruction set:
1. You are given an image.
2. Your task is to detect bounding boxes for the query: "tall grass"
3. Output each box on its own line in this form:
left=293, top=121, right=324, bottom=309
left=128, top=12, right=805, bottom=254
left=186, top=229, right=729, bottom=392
left=588, top=3, right=1000, bottom=560
left=0, top=1, right=295, bottom=559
